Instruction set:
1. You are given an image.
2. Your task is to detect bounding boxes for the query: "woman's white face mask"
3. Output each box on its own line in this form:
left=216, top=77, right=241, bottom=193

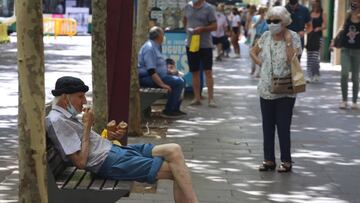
left=268, top=23, right=282, bottom=35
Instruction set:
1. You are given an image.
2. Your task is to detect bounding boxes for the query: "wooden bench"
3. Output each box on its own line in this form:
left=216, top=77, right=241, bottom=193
left=140, top=87, right=167, bottom=118
left=47, top=136, right=132, bottom=203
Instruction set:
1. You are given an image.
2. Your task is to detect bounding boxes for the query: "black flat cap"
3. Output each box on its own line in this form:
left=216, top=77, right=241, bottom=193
left=51, top=76, right=89, bottom=96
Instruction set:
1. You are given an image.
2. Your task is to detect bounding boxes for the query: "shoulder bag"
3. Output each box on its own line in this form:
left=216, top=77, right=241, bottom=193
left=270, top=41, right=306, bottom=94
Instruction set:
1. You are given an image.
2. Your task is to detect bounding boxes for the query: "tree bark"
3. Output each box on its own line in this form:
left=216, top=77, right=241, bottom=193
left=128, top=0, right=149, bottom=137
left=16, top=0, right=47, bottom=202
left=92, top=0, right=108, bottom=133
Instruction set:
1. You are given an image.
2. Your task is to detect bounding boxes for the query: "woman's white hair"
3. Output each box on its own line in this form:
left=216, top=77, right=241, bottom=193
left=266, top=6, right=292, bottom=26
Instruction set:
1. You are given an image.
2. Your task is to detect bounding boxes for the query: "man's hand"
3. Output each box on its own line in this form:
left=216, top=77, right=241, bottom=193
left=108, top=129, right=126, bottom=141
left=162, top=84, right=172, bottom=93
left=314, top=27, right=322, bottom=32
left=298, top=31, right=305, bottom=38
left=82, top=108, right=94, bottom=127
left=193, top=26, right=204, bottom=34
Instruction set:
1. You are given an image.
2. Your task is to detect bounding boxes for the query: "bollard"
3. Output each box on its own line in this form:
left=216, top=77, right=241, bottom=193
left=0, top=24, right=10, bottom=43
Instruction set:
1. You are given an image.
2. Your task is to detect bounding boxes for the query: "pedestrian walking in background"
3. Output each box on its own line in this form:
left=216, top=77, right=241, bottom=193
left=330, top=0, right=360, bottom=110
left=245, top=5, right=258, bottom=47
left=250, top=6, right=268, bottom=77
left=245, top=4, right=258, bottom=43
left=183, top=0, right=218, bottom=107
left=230, top=7, right=241, bottom=58
left=250, top=6, right=302, bottom=173
left=306, top=0, right=327, bottom=83
left=241, top=4, right=250, bottom=37
left=286, top=0, right=312, bottom=59
left=211, top=3, right=228, bottom=61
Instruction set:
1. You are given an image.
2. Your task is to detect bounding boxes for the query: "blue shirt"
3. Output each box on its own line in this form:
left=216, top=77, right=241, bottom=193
left=252, top=15, right=268, bottom=36
left=138, top=40, right=167, bottom=78
left=286, top=4, right=311, bottom=33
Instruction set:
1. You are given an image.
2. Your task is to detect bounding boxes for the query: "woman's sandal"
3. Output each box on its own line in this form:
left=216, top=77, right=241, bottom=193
left=277, top=162, right=292, bottom=173
left=258, top=161, right=276, bottom=171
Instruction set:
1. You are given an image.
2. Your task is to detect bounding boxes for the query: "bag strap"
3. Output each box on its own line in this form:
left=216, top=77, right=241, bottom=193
left=341, top=13, right=352, bottom=31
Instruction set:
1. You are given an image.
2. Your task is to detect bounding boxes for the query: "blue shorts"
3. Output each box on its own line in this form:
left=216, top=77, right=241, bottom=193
left=97, top=144, right=164, bottom=184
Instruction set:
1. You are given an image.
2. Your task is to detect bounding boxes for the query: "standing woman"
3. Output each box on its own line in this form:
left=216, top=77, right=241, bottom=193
left=331, top=0, right=360, bottom=109
left=306, top=0, right=327, bottom=83
left=230, top=7, right=241, bottom=57
left=250, top=6, right=302, bottom=172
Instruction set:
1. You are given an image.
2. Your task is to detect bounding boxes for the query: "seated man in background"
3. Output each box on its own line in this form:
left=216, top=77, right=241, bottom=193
left=46, top=76, right=199, bottom=203
left=138, top=26, right=186, bottom=119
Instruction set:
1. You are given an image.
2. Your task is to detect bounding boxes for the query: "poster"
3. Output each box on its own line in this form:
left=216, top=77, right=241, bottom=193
left=163, top=31, right=195, bottom=89
left=66, top=7, right=89, bottom=34
left=148, top=0, right=187, bottom=29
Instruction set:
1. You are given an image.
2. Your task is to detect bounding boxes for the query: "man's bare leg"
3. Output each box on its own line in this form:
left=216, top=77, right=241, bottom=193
left=216, top=43, right=223, bottom=59
left=153, top=144, right=198, bottom=203
left=156, top=162, right=187, bottom=203
left=205, top=70, right=214, bottom=103
left=191, top=71, right=201, bottom=103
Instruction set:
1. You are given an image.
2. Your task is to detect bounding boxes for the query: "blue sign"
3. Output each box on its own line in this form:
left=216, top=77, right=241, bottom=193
left=163, top=31, right=204, bottom=91
left=163, top=31, right=188, bottom=73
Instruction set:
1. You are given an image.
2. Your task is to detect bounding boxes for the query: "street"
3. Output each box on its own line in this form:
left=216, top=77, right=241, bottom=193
left=0, top=36, right=359, bottom=203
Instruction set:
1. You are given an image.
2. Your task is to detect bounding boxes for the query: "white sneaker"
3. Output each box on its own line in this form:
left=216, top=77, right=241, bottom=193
left=306, top=77, right=313, bottom=83
left=313, top=75, right=320, bottom=82
left=351, top=103, right=358, bottom=109
left=339, top=101, right=348, bottom=109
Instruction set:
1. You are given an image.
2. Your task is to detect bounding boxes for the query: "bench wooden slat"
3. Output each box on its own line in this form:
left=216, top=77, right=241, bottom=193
left=76, top=172, right=94, bottom=189
left=102, top=179, right=117, bottom=190
left=62, top=168, right=87, bottom=189
left=114, top=181, right=133, bottom=190
left=89, top=177, right=105, bottom=190
left=140, top=87, right=167, bottom=94
left=56, top=167, right=76, bottom=189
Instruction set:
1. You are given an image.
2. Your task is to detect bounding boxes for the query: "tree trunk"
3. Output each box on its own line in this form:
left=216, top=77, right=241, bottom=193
left=92, top=0, right=108, bottom=133
left=128, top=0, right=149, bottom=137
left=16, top=0, right=47, bottom=202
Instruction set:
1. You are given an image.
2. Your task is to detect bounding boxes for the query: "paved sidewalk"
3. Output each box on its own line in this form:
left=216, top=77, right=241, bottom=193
left=121, top=45, right=360, bottom=203
left=0, top=37, right=359, bottom=202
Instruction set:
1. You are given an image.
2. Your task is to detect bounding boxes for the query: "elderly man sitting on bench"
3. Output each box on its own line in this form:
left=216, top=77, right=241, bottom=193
left=138, top=26, right=186, bottom=119
left=46, top=76, right=199, bottom=203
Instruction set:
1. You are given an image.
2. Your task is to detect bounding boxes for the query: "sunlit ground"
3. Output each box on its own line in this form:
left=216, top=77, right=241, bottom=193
left=1, top=36, right=359, bottom=202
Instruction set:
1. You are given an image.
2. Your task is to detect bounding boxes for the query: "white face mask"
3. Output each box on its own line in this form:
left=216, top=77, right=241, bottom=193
left=66, top=96, right=80, bottom=117
left=268, top=23, right=282, bottom=35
